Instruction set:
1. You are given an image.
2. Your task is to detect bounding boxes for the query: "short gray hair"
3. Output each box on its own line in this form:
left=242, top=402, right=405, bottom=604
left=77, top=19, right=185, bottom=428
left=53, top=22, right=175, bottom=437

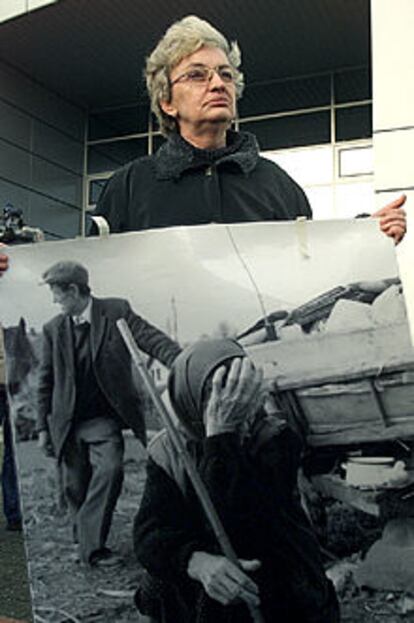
left=145, top=15, right=244, bottom=136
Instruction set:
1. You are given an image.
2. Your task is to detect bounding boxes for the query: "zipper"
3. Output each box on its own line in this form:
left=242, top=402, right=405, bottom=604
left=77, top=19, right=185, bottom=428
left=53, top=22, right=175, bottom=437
left=204, top=164, right=221, bottom=221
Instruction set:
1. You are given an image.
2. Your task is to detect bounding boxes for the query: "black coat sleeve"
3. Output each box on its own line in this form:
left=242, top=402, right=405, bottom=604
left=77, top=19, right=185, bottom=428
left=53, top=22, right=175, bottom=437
left=134, top=430, right=303, bottom=580
left=139, top=430, right=300, bottom=571
left=197, top=427, right=305, bottom=559
left=135, top=431, right=337, bottom=622
left=134, top=458, right=212, bottom=582
left=125, top=303, right=181, bottom=368
left=134, top=435, right=260, bottom=584
left=89, top=167, right=130, bottom=234
left=250, top=425, right=304, bottom=504
left=199, top=433, right=258, bottom=529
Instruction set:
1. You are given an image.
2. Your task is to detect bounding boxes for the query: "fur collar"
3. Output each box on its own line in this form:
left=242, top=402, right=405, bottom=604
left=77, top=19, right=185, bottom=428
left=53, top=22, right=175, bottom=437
left=154, top=130, right=260, bottom=180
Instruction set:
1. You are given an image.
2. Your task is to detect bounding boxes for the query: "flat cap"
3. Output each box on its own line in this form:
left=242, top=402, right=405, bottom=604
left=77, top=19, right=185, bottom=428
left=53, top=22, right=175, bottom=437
left=42, top=261, right=89, bottom=286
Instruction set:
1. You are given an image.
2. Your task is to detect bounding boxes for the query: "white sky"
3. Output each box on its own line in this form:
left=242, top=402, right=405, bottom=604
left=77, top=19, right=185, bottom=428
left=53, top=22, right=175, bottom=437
left=0, top=219, right=398, bottom=343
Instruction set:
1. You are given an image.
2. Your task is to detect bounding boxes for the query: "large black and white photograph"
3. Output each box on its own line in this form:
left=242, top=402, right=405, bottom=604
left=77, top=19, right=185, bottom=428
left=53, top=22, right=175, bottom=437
left=0, top=2, right=413, bottom=623
left=2, top=218, right=414, bottom=623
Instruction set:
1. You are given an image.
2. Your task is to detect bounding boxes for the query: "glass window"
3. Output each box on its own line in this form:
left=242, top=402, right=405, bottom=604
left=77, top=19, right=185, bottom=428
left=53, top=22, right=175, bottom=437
left=0, top=179, right=30, bottom=215
left=89, top=104, right=149, bottom=141
left=0, top=140, right=31, bottom=185
left=87, top=137, right=147, bottom=174
left=0, top=100, right=31, bottom=151
left=241, top=111, right=331, bottom=150
left=239, top=74, right=331, bottom=118
left=263, top=145, right=333, bottom=187
left=88, top=178, right=109, bottom=206
left=29, top=196, right=81, bottom=239
left=0, top=178, right=80, bottom=239
left=334, top=68, right=371, bottom=104
left=31, top=157, right=82, bottom=207
left=32, top=120, right=83, bottom=174
left=339, top=145, right=373, bottom=177
left=335, top=105, right=372, bottom=141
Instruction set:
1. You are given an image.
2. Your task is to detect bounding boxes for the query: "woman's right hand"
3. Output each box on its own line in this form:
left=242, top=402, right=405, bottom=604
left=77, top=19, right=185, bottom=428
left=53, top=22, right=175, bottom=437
left=204, top=357, right=265, bottom=437
left=187, top=551, right=261, bottom=607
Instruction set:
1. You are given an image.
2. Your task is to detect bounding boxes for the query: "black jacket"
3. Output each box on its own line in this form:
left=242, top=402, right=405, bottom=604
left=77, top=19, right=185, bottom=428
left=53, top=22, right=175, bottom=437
left=93, top=131, right=312, bottom=233
left=37, top=297, right=181, bottom=458
left=134, top=423, right=339, bottom=623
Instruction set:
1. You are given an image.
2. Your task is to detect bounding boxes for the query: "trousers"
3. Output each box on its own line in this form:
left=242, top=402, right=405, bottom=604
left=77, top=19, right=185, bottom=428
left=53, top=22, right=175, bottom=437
left=0, top=388, right=22, bottom=526
left=62, top=416, right=124, bottom=562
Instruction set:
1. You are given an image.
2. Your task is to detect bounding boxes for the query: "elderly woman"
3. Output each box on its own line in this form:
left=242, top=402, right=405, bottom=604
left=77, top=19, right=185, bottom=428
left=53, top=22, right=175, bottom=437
left=92, top=15, right=406, bottom=240
left=0, top=16, right=407, bottom=275
left=133, top=339, right=339, bottom=622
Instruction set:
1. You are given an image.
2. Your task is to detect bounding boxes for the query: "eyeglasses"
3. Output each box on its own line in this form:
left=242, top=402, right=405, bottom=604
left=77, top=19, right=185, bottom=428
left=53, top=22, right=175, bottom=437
left=170, top=65, right=237, bottom=86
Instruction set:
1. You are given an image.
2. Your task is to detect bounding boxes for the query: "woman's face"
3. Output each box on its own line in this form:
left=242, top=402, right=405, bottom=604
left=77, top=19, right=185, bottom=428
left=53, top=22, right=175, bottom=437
left=160, top=46, right=237, bottom=138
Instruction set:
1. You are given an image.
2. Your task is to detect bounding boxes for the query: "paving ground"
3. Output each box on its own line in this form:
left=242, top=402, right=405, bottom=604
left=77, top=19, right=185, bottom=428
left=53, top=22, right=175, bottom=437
left=0, top=440, right=32, bottom=623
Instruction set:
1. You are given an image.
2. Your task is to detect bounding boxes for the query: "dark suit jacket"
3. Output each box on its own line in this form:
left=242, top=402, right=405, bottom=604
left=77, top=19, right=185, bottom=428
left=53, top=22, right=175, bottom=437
left=37, top=296, right=181, bottom=460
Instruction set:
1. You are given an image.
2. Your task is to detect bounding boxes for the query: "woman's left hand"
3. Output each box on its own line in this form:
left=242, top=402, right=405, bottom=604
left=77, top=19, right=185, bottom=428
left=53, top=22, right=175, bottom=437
left=372, top=194, right=407, bottom=244
left=187, top=551, right=261, bottom=607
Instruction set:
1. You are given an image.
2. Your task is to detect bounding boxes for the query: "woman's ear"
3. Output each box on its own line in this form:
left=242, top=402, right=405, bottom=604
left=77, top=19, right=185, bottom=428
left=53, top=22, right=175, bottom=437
left=160, top=100, right=177, bottom=119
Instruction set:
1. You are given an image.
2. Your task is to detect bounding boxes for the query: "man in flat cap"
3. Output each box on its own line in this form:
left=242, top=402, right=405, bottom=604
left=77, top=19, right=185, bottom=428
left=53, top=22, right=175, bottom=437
left=37, top=260, right=181, bottom=567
